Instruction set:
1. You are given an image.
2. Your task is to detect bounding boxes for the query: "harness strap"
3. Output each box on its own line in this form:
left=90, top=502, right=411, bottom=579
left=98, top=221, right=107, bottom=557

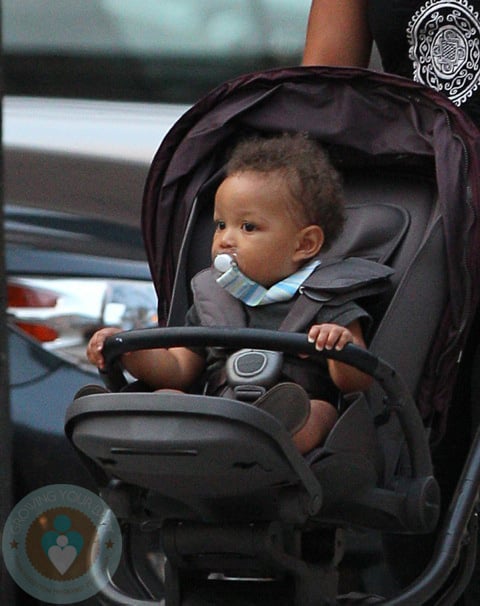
left=279, top=257, right=394, bottom=332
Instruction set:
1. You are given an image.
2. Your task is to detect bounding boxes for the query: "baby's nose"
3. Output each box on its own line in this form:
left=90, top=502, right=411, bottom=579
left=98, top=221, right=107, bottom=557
left=219, top=228, right=236, bottom=248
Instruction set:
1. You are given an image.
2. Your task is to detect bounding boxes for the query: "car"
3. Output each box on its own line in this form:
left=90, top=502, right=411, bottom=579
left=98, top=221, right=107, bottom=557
left=4, top=95, right=190, bottom=500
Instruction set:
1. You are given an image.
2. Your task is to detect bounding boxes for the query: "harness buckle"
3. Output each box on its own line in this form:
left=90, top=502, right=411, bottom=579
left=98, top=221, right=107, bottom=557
left=226, top=349, right=283, bottom=402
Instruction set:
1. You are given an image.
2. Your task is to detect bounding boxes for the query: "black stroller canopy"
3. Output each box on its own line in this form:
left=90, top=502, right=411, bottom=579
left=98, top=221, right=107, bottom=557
left=143, top=66, right=480, bottom=438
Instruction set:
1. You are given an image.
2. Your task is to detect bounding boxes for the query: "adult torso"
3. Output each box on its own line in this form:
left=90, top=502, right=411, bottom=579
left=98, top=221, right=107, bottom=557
left=368, top=0, right=480, bottom=125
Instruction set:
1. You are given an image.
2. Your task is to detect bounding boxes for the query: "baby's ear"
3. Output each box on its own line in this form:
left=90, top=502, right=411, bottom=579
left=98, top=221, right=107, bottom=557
left=294, top=225, right=324, bottom=260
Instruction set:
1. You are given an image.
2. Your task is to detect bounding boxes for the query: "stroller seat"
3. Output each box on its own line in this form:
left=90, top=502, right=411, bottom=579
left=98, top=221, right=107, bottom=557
left=65, top=67, right=480, bottom=605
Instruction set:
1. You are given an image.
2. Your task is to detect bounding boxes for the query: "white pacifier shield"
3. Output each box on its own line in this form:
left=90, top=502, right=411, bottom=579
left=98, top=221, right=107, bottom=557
left=214, top=253, right=235, bottom=273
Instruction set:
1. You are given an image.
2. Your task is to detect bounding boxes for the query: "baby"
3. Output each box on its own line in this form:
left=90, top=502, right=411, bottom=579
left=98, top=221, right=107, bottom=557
left=87, top=133, right=372, bottom=453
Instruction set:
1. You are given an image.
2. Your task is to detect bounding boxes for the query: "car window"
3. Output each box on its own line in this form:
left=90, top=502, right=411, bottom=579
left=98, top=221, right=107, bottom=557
left=3, top=0, right=311, bottom=103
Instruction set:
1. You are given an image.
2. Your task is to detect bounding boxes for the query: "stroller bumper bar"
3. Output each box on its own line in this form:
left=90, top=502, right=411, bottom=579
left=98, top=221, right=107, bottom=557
left=102, top=326, right=433, bottom=481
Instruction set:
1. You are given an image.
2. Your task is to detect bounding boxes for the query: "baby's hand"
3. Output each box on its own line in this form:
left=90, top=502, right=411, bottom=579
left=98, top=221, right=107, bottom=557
left=307, top=323, right=354, bottom=352
left=87, top=327, right=123, bottom=370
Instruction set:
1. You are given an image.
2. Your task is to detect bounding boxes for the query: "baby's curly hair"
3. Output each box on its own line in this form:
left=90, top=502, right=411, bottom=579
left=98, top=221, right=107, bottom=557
left=226, top=132, right=346, bottom=250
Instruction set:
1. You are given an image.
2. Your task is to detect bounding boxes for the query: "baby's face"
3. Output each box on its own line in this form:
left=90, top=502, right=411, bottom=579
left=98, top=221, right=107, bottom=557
left=211, top=171, right=307, bottom=287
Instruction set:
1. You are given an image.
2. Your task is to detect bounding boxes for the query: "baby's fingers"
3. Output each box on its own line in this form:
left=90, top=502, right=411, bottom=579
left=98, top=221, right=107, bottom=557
left=333, top=330, right=354, bottom=350
left=308, top=324, right=336, bottom=350
left=86, top=327, right=121, bottom=368
left=308, top=324, right=353, bottom=351
left=87, top=338, right=106, bottom=368
left=322, top=326, right=348, bottom=350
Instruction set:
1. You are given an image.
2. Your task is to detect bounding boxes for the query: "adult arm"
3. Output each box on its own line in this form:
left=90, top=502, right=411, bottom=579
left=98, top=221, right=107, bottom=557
left=302, top=0, right=372, bottom=68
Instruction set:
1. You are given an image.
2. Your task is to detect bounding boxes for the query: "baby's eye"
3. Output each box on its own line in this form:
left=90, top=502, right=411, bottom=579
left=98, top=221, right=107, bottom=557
left=215, top=220, right=226, bottom=230
left=242, top=222, right=256, bottom=232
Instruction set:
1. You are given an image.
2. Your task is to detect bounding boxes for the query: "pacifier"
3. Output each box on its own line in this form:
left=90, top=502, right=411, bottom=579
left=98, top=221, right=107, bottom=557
left=214, top=253, right=237, bottom=273
left=214, top=252, right=265, bottom=306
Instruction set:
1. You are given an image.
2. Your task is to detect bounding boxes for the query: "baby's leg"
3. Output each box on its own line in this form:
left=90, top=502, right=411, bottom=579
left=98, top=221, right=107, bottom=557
left=292, top=399, right=338, bottom=454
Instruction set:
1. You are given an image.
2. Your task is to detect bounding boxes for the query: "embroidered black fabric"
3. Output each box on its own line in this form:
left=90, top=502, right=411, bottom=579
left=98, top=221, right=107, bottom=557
left=368, top=0, right=480, bottom=126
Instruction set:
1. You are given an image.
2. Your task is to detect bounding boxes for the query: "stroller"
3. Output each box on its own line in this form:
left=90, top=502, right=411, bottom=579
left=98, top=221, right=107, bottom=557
left=65, top=66, right=480, bottom=605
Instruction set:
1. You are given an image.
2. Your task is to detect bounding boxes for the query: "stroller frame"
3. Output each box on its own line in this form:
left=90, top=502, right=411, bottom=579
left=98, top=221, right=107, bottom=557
left=66, top=67, right=480, bottom=605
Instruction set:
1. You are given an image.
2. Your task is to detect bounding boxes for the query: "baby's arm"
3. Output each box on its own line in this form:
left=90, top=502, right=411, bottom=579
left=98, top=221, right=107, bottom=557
left=307, top=320, right=373, bottom=393
left=87, top=327, right=205, bottom=391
